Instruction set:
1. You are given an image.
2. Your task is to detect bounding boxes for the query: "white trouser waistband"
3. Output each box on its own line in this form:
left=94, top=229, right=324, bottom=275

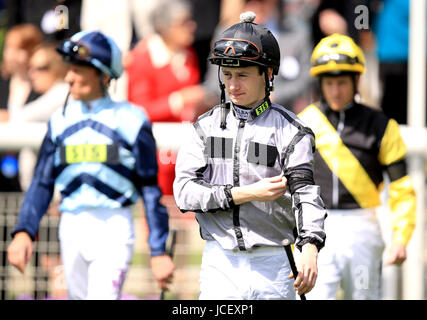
left=204, top=240, right=286, bottom=257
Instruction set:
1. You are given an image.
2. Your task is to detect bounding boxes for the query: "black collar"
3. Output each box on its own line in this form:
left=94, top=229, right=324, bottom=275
left=320, top=99, right=355, bottom=115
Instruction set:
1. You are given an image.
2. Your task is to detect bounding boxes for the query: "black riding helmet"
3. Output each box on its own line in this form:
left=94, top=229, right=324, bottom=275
left=208, top=11, right=280, bottom=75
left=56, top=30, right=123, bottom=114
left=208, top=12, right=281, bottom=129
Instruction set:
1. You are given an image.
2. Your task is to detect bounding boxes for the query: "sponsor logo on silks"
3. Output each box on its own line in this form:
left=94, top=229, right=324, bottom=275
left=232, top=104, right=251, bottom=120
left=254, top=99, right=270, bottom=116
left=221, top=59, right=240, bottom=67
left=59, top=143, right=120, bottom=164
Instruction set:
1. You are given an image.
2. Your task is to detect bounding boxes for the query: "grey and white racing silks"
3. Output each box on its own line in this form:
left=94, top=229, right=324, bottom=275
left=173, top=100, right=327, bottom=252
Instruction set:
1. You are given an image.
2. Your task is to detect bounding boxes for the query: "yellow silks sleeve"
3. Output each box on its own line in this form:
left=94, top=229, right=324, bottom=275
left=388, top=175, right=416, bottom=245
left=378, top=119, right=416, bottom=245
left=378, top=119, right=407, bottom=165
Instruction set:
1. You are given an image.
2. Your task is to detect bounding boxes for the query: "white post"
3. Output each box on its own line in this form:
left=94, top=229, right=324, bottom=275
left=403, top=0, right=426, bottom=300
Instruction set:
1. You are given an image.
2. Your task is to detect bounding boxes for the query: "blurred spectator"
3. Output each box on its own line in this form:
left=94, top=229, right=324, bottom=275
left=0, top=0, right=5, bottom=49
left=80, top=0, right=219, bottom=102
left=4, top=0, right=81, bottom=42
left=308, top=0, right=383, bottom=108
left=373, top=0, right=414, bottom=125
left=131, top=0, right=157, bottom=39
left=130, top=0, right=220, bottom=81
left=8, top=43, right=69, bottom=122
left=273, top=0, right=316, bottom=112
left=187, top=0, right=221, bottom=81
left=0, top=24, right=43, bottom=110
left=80, top=0, right=134, bottom=101
left=299, top=33, right=416, bottom=300
left=0, top=24, right=43, bottom=192
left=125, top=0, right=202, bottom=195
left=8, top=43, right=69, bottom=191
left=310, top=0, right=370, bottom=46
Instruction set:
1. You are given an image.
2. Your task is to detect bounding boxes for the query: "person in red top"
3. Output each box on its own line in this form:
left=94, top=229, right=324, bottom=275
left=125, top=0, right=203, bottom=195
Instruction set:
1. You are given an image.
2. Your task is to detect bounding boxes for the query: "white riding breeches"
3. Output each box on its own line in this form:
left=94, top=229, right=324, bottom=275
left=58, top=207, right=135, bottom=300
left=306, top=208, right=385, bottom=300
left=199, top=240, right=296, bottom=300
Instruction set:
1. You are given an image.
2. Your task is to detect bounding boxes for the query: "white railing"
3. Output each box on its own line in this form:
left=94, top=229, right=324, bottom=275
left=1, top=122, right=426, bottom=155
left=0, top=122, right=192, bottom=152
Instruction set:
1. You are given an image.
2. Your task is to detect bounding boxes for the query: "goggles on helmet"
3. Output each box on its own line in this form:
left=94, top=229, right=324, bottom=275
left=212, top=38, right=262, bottom=61
left=61, top=40, right=91, bottom=62
left=313, top=53, right=360, bottom=67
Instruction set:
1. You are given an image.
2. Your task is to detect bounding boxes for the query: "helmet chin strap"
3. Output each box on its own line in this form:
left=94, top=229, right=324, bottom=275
left=264, top=67, right=274, bottom=99
left=62, top=72, right=111, bottom=116
left=62, top=91, right=71, bottom=116
left=99, top=73, right=111, bottom=97
left=217, top=66, right=274, bottom=129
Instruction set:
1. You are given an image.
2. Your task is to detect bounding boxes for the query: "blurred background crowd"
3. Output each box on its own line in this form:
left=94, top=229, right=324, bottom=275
left=0, top=0, right=422, bottom=195
left=0, top=0, right=424, bottom=299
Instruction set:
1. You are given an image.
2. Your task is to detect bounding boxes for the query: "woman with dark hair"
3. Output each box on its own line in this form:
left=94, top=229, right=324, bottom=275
left=0, top=23, right=43, bottom=192
left=125, top=0, right=202, bottom=196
